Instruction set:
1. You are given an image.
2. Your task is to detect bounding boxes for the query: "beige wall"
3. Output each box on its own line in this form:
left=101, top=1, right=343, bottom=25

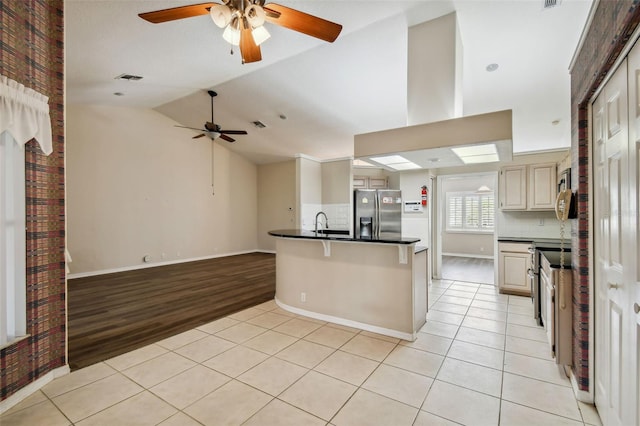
left=321, top=159, right=351, bottom=204
left=408, top=12, right=462, bottom=124
left=257, top=160, right=296, bottom=251
left=399, top=171, right=431, bottom=246
left=66, top=104, right=258, bottom=275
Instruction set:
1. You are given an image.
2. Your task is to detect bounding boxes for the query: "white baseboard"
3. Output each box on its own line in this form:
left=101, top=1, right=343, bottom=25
left=570, top=368, right=594, bottom=403
left=442, top=252, right=494, bottom=260
left=0, top=365, right=70, bottom=414
left=67, top=250, right=269, bottom=279
left=274, top=298, right=415, bottom=341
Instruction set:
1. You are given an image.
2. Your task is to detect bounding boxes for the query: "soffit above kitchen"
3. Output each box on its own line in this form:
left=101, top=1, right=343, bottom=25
left=354, top=109, right=513, bottom=170
left=65, top=1, right=593, bottom=165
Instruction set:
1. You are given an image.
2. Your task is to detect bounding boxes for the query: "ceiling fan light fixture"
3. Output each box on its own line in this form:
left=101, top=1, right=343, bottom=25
left=222, top=21, right=241, bottom=45
left=252, top=25, right=271, bottom=46
left=210, top=4, right=232, bottom=28
left=245, top=4, right=266, bottom=27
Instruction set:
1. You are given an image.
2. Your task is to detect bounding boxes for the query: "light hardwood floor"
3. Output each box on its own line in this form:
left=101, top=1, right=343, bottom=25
left=441, top=255, right=495, bottom=285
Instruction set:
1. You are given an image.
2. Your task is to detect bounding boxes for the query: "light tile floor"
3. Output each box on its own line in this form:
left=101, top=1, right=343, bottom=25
left=1, top=279, right=603, bottom=426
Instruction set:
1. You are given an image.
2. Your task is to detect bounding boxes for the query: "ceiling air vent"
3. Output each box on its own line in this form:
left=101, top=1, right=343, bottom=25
left=543, top=0, right=561, bottom=9
left=252, top=120, right=267, bottom=128
left=114, top=73, right=144, bottom=81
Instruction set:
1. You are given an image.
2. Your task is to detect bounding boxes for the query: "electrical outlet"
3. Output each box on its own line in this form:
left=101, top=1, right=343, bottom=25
left=300, top=292, right=306, bottom=302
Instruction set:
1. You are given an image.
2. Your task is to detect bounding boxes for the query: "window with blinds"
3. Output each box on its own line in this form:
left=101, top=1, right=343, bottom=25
left=446, top=191, right=494, bottom=232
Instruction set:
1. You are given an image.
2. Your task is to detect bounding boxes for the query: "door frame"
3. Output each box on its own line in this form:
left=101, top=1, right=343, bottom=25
left=433, top=171, right=498, bottom=283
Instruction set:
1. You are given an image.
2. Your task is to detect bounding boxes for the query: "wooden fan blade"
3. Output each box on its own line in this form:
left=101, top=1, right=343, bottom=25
left=264, top=3, right=342, bottom=42
left=219, top=134, right=236, bottom=142
left=176, top=125, right=207, bottom=131
left=220, top=130, right=248, bottom=135
left=139, top=2, right=218, bottom=24
left=240, top=27, right=262, bottom=63
left=193, top=134, right=207, bottom=139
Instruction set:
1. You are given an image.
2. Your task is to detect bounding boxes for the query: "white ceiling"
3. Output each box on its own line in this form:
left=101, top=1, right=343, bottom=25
left=65, top=0, right=593, bottom=165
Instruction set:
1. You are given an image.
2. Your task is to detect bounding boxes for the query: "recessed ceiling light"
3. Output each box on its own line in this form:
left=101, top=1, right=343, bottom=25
left=387, top=162, right=421, bottom=171
left=486, top=63, right=499, bottom=72
left=451, top=144, right=497, bottom=157
left=451, top=144, right=499, bottom=164
left=370, top=155, right=409, bottom=165
left=370, top=155, right=421, bottom=170
left=460, top=153, right=499, bottom=164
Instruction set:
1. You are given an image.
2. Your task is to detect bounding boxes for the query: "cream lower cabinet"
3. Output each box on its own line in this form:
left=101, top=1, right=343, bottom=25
left=498, top=242, right=532, bottom=296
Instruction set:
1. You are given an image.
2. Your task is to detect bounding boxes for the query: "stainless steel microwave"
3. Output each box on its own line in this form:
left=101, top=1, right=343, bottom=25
left=558, top=168, right=571, bottom=192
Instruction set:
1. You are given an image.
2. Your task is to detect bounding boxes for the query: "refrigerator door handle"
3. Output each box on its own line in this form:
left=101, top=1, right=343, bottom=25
left=375, top=193, right=380, bottom=237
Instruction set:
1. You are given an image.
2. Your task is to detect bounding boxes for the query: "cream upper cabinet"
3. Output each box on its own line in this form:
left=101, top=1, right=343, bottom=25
left=528, top=163, right=557, bottom=210
left=498, top=242, right=532, bottom=296
left=499, top=166, right=527, bottom=210
left=353, top=175, right=388, bottom=189
left=353, top=175, right=369, bottom=189
left=368, top=177, right=388, bottom=189
left=499, top=162, right=557, bottom=211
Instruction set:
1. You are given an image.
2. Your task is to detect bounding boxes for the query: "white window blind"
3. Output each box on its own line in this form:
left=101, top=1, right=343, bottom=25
left=0, top=75, right=52, bottom=347
left=446, top=191, right=495, bottom=232
left=448, top=195, right=463, bottom=228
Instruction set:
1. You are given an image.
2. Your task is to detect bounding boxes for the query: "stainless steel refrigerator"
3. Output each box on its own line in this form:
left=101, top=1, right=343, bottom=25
left=354, top=189, right=402, bottom=239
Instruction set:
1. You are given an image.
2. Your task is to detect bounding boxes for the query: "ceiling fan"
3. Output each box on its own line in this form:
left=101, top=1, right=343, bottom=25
left=175, top=90, right=248, bottom=142
left=138, top=1, right=343, bottom=64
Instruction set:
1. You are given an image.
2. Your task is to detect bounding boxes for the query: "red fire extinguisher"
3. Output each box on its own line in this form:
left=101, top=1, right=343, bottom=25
left=421, top=185, right=428, bottom=206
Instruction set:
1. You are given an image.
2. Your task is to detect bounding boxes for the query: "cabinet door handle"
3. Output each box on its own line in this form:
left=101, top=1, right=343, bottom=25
left=634, top=303, right=640, bottom=314
left=608, top=282, right=621, bottom=290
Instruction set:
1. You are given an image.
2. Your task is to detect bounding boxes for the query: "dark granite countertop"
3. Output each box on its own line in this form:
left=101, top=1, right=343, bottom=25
left=268, top=229, right=421, bottom=245
left=498, top=237, right=566, bottom=246
left=497, top=236, right=535, bottom=243
left=541, top=250, right=572, bottom=269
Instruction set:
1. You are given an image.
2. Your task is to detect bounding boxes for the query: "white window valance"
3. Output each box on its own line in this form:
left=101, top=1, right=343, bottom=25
left=0, top=75, right=52, bottom=155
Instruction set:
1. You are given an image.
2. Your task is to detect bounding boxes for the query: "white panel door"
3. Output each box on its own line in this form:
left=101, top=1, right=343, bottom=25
left=625, top=41, right=640, bottom=426
left=593, top=59, right=629, bottom=426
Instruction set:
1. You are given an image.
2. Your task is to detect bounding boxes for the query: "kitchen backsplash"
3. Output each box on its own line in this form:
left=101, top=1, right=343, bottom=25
left=497, top=210, right=566, bottom=240
left=301, top=203, right=350, bottom=231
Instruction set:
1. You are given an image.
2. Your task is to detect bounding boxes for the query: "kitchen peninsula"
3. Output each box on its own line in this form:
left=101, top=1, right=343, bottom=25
left=268, top=230, right=427, bottom=341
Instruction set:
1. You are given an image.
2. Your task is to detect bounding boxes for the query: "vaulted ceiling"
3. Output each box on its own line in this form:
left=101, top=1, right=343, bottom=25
left=65, top=0, right=593, bottom=164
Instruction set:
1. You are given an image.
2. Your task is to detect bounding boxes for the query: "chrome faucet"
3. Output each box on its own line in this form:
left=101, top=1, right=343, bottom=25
left=315, top=211, right=328, bottom=234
